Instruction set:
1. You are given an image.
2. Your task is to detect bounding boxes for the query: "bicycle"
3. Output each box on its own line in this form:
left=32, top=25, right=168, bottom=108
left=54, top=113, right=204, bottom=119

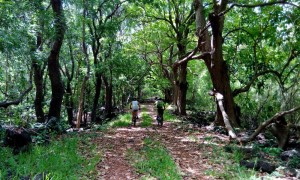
left=156, top=114, right=163, bottom=127
left=132, top=113, right=138, bottom=126
left=131, top=108, right=140, bottom=127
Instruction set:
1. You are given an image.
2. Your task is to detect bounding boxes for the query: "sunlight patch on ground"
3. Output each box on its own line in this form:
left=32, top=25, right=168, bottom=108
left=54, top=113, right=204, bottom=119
left=181, top=136, right=199, bottom=142
left=116, top=127, right=157, bottom=132
left=186, top=166, right=200, bottom=176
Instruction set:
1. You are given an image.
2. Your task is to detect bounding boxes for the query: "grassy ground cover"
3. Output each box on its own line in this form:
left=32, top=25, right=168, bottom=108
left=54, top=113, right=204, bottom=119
left=0, top=133, right=101, bottom=179
left=126, top=137, right=182, bottom=180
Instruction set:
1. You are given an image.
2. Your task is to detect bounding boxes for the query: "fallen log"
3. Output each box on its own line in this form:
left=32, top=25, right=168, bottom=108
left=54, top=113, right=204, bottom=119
left=242, top=105, right=300, bottom=147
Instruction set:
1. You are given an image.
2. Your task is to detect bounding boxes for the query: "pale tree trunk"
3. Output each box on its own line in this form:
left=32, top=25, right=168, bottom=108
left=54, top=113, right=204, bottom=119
left=76, top=0, right=90, bottom=128
left=212, top=91, right=237, bottom=139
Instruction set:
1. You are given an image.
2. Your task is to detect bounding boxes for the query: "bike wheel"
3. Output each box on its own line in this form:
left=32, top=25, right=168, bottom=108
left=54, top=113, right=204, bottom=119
left=133, top=117, right=136, bottom=126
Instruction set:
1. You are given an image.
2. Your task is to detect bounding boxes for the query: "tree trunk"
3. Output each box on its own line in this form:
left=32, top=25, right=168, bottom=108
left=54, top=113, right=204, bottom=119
left=47, top=0, right=66, bottom=119
left=194, top=0, right=238, bottom=127
left=173, top=82, right=178, bottom=107
left=32, top=1, right=45, bottom=123
left=213, top=92, right=237, bottom=139
left=91, top=74, right=102, bottom=122
left=33, top=62, right=45, bottom=123
left=164, top=88, right=173, bottom=103
left=76, top=76, right=89, bottom=128
left=32, top=31, right=45, bottom=123
left=207, top=12, right=238, bottom=127
left=176, top=62, right=188, bottom=115
left=137, top=84, right=142, bottom=100
left=76, top=0, right=90, bottom=128
left=64, top=39, right=75, bottom=127
left=206, top=59, right=238, bottom=126
left=173, top=41, right=188, bottom=115
left=65, top=82, right=74, bottom=126
left=103, top=74, right=113, bottom=118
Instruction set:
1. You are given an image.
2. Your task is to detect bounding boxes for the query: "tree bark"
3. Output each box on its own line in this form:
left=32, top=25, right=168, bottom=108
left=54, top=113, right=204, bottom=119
left=32, top=33, right=45, bottom=123
left=33, top=60, right=45, bottom=123
left=91, top=75, right=102, bottom=122
left=173, top=38, right=189, bottom=115
left=65, top=82, right=74, bottom=126
left=32, top=1, right=45, bottom=123
left=175, top=62, right=188, bottom=115
left=194, top=0, right=238, bottom=127
left=103, top=74, right=113, bottom=118
left=164, top=88, right=173, bottom=103
left=76, top=76, right=89, bottom=128
left=47, top=0, right=66, bottom=119
left=62, top=39, right=75, bottom=127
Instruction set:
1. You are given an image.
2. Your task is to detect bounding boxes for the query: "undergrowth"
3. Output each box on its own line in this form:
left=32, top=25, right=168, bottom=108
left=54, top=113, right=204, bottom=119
left=164, top=111, right=179, bottom=122
left=200, top=143, right=258, bottom=180
left=140, top=113, right=152, bottom=127
left=0, top=133, right=101, bottom=179
left=127, top=137, right=182, bottom=180
left=110, top=113, right=132, bottom=127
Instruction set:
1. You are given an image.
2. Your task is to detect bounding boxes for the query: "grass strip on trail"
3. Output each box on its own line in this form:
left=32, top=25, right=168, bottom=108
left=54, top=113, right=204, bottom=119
left=127, top=137, right=182, bottom=180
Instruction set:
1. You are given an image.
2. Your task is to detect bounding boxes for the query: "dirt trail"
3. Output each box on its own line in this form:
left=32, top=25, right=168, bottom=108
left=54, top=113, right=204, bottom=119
left=93, top=103, right=229, bottom=180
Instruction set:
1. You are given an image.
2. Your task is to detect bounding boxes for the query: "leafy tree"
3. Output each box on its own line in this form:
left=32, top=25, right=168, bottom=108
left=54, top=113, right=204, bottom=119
left=189, top=0, right=299, bottom=133
left=130, top=0, right=196, bottom=115
left=0, top=1, right=34, bottom=110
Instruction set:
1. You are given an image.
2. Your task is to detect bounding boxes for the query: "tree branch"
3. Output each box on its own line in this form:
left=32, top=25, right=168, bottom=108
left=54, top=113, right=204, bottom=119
left=243, top=105, right=300, bottom=143
left=218, top=0, right=298, bottom=17
left=232, top=70, right=281, bottom=97
left=0, top=83, right=33, bottom=108
left=281, top=49, right=300, bottom=77
left=173, top=48, right=210, bottom=69
left=223, top=27, right=254, bottom=41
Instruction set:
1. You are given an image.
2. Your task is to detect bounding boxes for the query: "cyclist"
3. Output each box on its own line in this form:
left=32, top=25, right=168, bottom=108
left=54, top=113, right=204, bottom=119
left=155, top=97, right=165, bottom=126
left=130, top=97, right=141, bottom=126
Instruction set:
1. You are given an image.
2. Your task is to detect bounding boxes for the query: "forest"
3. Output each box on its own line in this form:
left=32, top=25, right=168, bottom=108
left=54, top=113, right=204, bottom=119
left=0, top=0, right=300, bottom=179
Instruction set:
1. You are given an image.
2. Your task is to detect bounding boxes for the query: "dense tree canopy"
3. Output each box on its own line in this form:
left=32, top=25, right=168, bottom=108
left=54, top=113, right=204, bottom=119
left=0, top=0, right=299, bottom=136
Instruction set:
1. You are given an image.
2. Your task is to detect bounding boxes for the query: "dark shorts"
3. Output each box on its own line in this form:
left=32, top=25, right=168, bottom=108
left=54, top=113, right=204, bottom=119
left=157, top=108, right=164, bottom=116
left=132, top=110, right=138, bottom=118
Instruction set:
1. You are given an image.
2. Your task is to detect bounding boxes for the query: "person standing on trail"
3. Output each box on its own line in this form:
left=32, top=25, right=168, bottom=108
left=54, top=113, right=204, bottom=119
left=155, top=97, right=165, bottom=126
left=130, top=97, right=141, bottom=124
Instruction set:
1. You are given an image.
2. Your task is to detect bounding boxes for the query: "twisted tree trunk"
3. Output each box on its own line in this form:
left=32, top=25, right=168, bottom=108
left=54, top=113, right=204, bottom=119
left=47, top=0, right=66, bottom=119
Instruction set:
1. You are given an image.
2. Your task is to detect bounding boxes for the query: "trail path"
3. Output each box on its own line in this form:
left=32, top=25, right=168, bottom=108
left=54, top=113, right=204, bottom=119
left=93, top=103, right=230, bottom=180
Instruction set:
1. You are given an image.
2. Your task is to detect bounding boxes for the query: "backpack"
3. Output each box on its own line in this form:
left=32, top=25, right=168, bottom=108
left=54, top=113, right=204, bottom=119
left=156, top=100, right=164, bottom=109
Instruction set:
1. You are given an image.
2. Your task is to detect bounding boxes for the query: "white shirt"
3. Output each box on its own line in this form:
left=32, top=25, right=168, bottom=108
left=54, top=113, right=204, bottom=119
left=131, top=101, right=139, bottom=110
